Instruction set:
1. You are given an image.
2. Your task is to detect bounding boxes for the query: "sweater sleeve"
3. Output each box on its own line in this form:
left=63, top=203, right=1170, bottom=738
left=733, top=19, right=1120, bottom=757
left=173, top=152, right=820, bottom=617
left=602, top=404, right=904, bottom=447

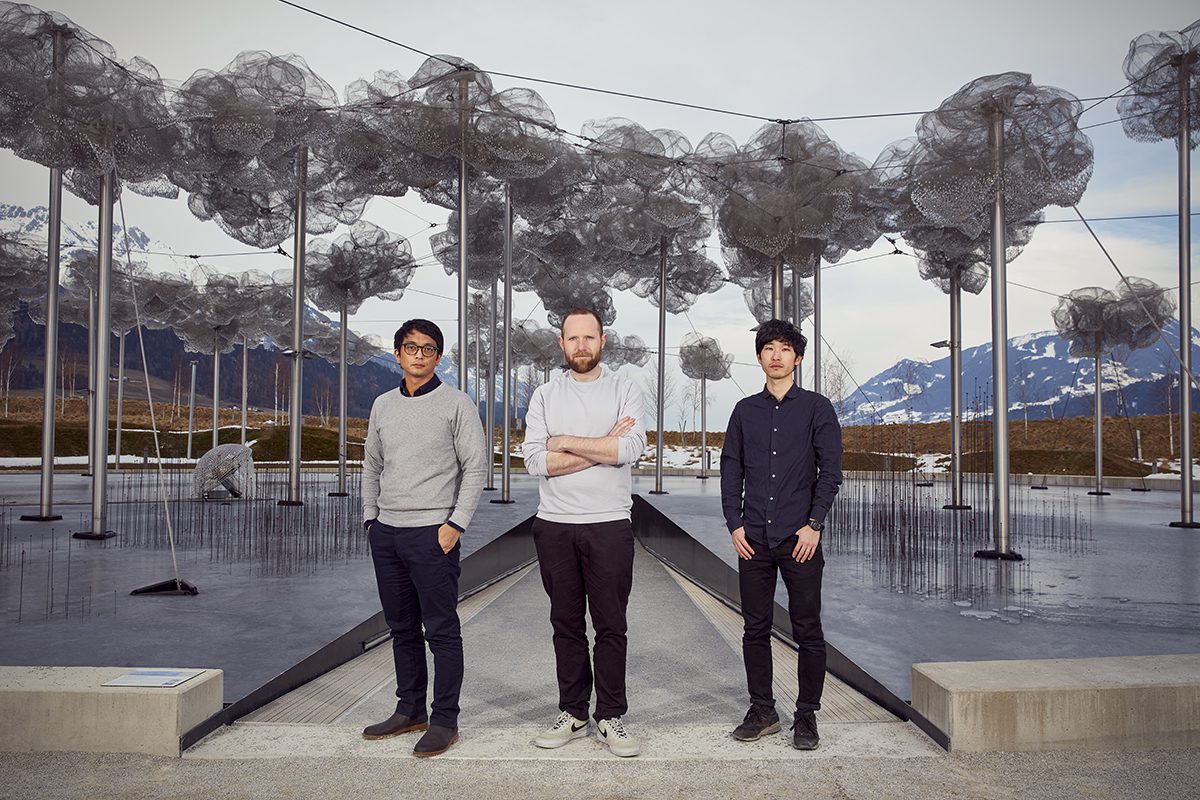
left=521, top=385, right=549, bottom=477
left=448, top=393, right=488, bottom=531
left=615, top=377, right=647, bottom=466
left=361, top=399, right=383, bottom=524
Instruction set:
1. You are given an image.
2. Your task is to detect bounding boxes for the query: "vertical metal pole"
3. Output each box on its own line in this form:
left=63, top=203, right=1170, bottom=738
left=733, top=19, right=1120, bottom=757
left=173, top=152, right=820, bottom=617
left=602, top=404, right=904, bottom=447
left=284, top=146, right=308, bottom=505
left=86, top=173, right=114, bottom=538
left=485, top=279, right=497, bottom=490
left=85, top=288, right=96, bottom=476
left=977, top=105, right=1020, bottom=560
left=240, top=333, right=249, bottom=445
left=457, top=78, right=470, bottom=394
left=1172, top=60, right=1197, bottom=527
left=474, top=301, right=481, bottom=408
left=25, top=29, right=65, bottom=521
left=771, top=255, right=784, bottom=319
left=114, top=331, right=125, bottom=470
left=331, top=305, right=349, bottom=496
left=698, top=375, right=708, bottom=480
left=791, top=264, right=803, bottom=388
left=186, top=360, right=197, bottom=459
left=493, top=184, right=514, bottom=504
left=1090, top=353, right=1109, bottom=496
left=945, top=273, right=969, bottom=510
left=211, top=342, right=220, bottom=452
left=652, top=235, right=668, bottom=494
left=813, top=260, right=822, bottom=395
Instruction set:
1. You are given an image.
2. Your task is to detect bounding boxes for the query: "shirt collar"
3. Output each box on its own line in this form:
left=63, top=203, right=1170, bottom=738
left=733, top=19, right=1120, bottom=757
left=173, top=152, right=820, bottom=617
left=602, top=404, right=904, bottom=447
left=760, top=381, right=801, bottom=402
left=400, top=373, right=441, bottom=398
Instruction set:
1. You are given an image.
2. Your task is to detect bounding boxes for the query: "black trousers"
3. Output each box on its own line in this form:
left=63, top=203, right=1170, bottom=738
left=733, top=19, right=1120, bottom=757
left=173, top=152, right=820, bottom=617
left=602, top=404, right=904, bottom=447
left=368, top=522, right=463, bottom=728
left=737, top=535, right=825, bottom=714
left=532, top=517, right=634, bottom=721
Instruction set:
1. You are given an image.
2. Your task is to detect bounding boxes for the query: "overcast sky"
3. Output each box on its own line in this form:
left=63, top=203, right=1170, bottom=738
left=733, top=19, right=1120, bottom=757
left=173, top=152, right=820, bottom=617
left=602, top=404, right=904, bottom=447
left=3, top=0, right=1198, bottom=429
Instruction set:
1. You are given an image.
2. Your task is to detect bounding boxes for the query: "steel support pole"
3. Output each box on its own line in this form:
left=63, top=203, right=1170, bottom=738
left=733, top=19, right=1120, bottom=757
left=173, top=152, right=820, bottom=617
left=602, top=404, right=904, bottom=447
left=283, top=147, right=307, bottom=506
left=652, top=236, right=668, bottom=494
left=114, top=332, right=125, bottom=470
left=85, top=288, right=96, bottom=477
left=79, top=173, right=114, bottom=539
left=977, top=106, right=1021, bottom=560
left=211, top=343, right=220, bottom=452
left=186, top=360, right=197, bottom=459
left=457, top=80, right=470, bottom=394
left=792, top=264, right=803, bottom=388
left=1171, top=58, right=1198, bottom=527
left=697, top=375, right=708, bottom=480
left=25, top=30, right=65, bottom=521
left=330, top=305, right=349, bottom=497
left=771, top=255, right=784, bottom=319
left=240, top=333, right=249, bottom=445
left=492, top=185, right=514, bottom=504
left=813, top=261, right=822, bottom=395
left=474, top=303, right=481, bottom=408
left=485, top=279, right=497, bottom=490
left=1090, top=353, right=1110, bottom=496
left=944, top=273, right=970, bottom=510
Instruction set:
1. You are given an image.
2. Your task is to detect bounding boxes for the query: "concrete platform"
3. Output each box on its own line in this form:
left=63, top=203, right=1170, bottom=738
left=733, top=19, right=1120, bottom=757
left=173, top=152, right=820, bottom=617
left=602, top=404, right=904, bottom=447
left=0, top=666, right=222, bottom=757
left=192, top=546, right=925, bottom=762
left=912, top=654, right=1200, bottom=752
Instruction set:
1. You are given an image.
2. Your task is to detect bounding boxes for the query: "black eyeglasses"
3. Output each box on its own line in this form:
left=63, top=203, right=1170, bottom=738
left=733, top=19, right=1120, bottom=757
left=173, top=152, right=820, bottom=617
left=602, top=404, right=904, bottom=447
left=400, top=343, right=439, bottom=357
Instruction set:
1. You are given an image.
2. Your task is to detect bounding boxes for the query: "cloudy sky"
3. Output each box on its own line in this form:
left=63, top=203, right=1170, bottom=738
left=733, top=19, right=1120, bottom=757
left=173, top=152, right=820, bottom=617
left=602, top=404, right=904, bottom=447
left=3, top=0, right=1198, bottom=429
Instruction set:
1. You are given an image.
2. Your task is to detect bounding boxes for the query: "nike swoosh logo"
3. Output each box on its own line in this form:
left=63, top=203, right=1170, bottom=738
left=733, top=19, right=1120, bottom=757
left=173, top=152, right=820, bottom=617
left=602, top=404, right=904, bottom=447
left=572, top=722, right=587, bottom=732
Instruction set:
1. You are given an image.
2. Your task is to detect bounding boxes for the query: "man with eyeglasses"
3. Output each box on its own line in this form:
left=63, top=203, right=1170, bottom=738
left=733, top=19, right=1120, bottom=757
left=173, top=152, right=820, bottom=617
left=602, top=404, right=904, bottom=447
left=522, top=307, right=647, bottom=757
left=360, top=318, right=488, bottom=757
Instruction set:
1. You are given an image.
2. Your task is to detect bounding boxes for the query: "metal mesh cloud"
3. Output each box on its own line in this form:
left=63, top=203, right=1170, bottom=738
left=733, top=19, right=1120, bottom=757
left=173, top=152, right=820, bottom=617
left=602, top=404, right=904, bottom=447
left=1118, top=19, right=1200, bottom=149
left=718, top=120, right=879, bottom=285
left=679, top=332, right=732, bottom=381
left=1051, top=278, right=1175, bottom=358
left=907, top=72, right=1093, bottom=239
left=0, top=3, right=177, bottom=202
left=306, top=221, right=414, bottom=315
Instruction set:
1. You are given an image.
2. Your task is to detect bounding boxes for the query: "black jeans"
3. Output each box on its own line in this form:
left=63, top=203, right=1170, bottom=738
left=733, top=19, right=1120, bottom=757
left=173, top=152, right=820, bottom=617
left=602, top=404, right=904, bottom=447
left=737, top=535, right=825, bottom=714
left=368, top=521, right=463, bottom=728
left=532, top=517, right=634, bottom=721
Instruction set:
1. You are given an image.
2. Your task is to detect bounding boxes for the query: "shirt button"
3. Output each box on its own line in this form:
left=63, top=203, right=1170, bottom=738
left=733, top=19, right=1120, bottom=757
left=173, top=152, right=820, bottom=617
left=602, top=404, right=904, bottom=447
left=767, top=519, right=772, bottom=523
left=773, top=451, right=777, bottom=455
left=773, top=428, right=777, bottom=432
left=769, top=496, right=773, bottom=500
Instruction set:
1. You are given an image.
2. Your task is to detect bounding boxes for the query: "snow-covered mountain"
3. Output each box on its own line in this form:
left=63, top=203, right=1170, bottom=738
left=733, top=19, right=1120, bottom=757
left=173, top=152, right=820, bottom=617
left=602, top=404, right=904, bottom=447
left=841, top=320, right=1200, bottom=426
left=0, top=202, right=152, bottom=254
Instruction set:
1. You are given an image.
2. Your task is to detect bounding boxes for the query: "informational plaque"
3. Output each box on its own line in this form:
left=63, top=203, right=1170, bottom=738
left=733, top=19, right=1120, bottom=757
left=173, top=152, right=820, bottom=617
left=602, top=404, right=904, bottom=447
left=102, top=669, right=206, bottom=688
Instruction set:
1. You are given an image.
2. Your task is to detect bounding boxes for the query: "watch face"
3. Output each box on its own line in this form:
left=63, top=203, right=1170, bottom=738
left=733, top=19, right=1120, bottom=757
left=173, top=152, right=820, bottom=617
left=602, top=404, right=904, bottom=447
left=809, top=520, right=824, bottom=531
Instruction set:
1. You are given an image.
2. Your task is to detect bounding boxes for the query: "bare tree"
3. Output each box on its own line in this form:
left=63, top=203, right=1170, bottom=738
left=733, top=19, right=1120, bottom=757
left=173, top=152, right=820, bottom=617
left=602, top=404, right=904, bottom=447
left=642, top=370, right=677, bottom=432
left=313, top=374, right=334, bottom=428
left=824, top=353, right=853, bottom=418
left=0, top=343, right=20, bottom=417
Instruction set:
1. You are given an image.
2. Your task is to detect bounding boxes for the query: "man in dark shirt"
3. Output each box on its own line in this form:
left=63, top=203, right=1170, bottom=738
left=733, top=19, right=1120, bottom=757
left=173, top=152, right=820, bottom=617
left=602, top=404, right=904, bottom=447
left=720, top=318, right=843, bottom=750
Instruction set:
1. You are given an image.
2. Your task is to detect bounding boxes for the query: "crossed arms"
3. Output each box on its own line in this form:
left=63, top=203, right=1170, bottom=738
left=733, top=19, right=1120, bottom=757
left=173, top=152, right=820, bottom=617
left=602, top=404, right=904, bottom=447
left=522, top=383, right=646, bottom=477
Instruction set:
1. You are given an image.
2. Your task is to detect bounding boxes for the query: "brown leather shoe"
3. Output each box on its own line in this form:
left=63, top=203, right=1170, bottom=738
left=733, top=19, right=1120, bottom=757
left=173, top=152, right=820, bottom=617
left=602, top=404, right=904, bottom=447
left=413, top=724, right=459, bottom=757
left=362, top=712, right=428, bottom=740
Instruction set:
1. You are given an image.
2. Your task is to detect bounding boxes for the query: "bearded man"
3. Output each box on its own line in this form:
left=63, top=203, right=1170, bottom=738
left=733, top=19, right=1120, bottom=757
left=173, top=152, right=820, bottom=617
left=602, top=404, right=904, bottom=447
left=520, top=307, right=647, bottom=757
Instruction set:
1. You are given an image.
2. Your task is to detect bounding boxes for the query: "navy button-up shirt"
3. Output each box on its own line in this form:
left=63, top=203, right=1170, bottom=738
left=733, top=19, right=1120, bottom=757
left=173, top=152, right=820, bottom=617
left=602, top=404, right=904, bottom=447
left=720, top=382, right=843, bottom=549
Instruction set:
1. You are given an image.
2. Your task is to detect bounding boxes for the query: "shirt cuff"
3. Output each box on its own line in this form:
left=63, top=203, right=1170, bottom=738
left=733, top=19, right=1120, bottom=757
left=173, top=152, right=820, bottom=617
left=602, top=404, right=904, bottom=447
left=725, top=518, right=745, bottom=534
left=808, top=508, right=828, bottom=526
left=447, top=519, right=465, bottom=534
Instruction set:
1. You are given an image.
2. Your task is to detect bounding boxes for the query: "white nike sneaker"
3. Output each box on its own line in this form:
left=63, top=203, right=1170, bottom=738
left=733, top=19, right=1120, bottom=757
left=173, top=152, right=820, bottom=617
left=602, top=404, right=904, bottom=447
left=596, top=716, right=640, bottom=757
left=534, top=711, right=589, bottom=749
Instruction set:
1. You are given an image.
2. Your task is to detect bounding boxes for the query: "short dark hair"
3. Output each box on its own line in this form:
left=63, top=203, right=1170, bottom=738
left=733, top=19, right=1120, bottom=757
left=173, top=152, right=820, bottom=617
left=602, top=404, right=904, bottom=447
left=755, top=319, right=807, bottom=357
left=394, top=319, right=444, bottom=354
left=561, top=307, right=604, bottom=335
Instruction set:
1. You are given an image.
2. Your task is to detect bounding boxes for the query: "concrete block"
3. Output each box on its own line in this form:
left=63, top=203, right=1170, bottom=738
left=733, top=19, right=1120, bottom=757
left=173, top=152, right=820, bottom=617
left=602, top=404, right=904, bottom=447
left=912, top=654, right=1200, bottom=752
left=0, top=666, right=223, bottom=757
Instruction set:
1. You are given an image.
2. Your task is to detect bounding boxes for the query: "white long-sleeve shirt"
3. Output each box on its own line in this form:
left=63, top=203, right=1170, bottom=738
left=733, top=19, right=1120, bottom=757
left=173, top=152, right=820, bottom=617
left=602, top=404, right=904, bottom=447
left=522, top=366, right=646, bottom=523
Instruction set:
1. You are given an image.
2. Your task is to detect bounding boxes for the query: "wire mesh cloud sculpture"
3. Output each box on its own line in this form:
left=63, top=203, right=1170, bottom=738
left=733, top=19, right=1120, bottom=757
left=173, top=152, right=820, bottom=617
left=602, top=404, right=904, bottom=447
left=1051, top=278, right=1175, bottom=357
left=1118, top=19, right=1200, bottom=149
left=679, top=332, right=733, bottom=381
left=306, top=221, right=414, bottom=315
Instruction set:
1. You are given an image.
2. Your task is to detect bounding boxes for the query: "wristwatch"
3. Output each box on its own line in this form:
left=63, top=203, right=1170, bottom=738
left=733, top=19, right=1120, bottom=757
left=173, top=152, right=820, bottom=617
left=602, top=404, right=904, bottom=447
left=808, top=518, right=825, bottom=532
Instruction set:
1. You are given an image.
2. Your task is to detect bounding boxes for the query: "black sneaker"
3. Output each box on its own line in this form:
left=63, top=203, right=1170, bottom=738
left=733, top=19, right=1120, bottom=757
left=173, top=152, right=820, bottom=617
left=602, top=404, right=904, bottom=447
left=731, top=705, right=781, bottom=741
left=413, top=724, right=459, bottom=757
left=362, top=712, right=428, bottom=740
left=792, top=710, right=819, bottom=750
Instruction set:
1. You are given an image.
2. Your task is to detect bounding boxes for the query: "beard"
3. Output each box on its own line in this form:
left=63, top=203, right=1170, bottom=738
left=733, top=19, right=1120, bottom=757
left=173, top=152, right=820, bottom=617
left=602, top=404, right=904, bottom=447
left=567, top=349, right=602, bottom=374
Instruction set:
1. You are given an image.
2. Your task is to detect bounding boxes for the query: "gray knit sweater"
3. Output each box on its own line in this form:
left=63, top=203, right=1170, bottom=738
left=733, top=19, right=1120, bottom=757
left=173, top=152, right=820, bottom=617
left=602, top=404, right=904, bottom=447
left=362, top=382, right=488, bottom=531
